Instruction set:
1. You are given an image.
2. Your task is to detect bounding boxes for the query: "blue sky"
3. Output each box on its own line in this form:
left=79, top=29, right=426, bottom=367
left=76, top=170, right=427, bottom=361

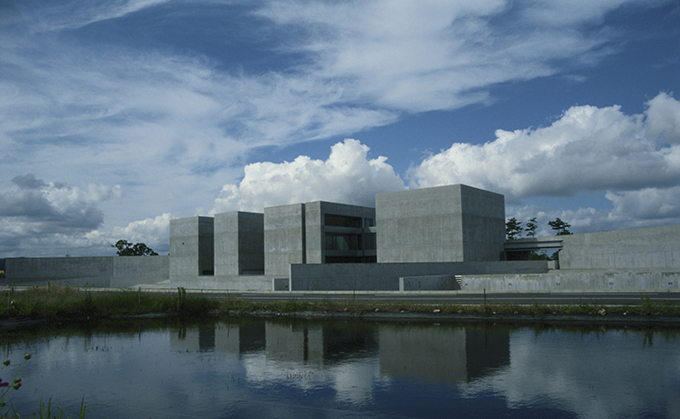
left=1, top=0, right=679, bottom=257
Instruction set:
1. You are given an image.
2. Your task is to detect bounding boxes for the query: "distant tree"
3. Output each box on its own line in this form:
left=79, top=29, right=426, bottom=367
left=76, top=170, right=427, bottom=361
left=112, top=240, right=158, bottom=256
left=548, top=218, right=572, bottom=236
left=506, top=217, right=524, bottom=240
left=525, top=217, right=538, bottom=238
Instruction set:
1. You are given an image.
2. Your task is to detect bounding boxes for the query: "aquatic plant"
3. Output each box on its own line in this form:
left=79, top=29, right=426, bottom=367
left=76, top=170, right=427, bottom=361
left=1, top=354, right=86, bottom=419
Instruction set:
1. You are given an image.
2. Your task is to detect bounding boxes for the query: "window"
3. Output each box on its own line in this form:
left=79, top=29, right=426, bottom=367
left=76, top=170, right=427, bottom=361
left=325, top=233, right=359, bottom=250
left=325, top=214, right=362, bottom=228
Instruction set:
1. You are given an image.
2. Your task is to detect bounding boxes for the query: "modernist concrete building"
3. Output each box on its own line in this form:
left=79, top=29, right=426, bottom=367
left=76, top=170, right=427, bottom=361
left=4, top=184, right=680, bottom=292
left=376, top=184, right=505, bottom=263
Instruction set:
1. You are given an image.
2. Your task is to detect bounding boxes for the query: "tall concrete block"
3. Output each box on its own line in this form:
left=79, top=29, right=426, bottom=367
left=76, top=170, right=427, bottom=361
left=264, top=204, right=305, bottom=277
left=170, top=216, right=214, bottom=278
left=376, top=184, right=504, bottom=263
left=214, top=212, right=264, bottom=276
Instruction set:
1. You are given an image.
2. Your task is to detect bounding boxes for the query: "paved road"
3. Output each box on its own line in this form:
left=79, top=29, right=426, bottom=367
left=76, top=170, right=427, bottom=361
left=192, top=290, right=680, bottom=306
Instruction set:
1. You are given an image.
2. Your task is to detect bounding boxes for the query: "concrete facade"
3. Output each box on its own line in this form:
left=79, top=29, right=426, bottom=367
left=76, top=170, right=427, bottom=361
left=215, top=211, right=264, bottom=276
left=376, top=184, right=505, bottom=263
left=264, top=201, right=376, bottom=277
left=170, top=216, right=214, bottom=280
left=304, top=201, right=376, bottom=265
left=560, top=224, right=680, bottom=270
left=264, top=203, right=306, bottom=278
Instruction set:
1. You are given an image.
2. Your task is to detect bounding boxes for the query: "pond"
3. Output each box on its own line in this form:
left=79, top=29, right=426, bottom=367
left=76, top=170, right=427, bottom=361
left=1, top=318, right=679, bottom=418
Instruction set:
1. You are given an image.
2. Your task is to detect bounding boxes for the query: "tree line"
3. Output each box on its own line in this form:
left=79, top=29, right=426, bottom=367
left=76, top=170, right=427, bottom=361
left=506, top=217, right=572, bottom=240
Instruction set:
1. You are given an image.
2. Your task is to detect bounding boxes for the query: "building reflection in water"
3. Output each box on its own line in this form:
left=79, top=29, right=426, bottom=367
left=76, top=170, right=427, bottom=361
left=379, top=325, right=509, bottom=383
left=169, top=319, right=508, bottom=384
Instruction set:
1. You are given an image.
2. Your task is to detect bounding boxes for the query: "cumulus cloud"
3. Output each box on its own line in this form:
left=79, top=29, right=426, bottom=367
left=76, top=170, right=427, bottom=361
left=410, top=92, right=680, bottom=200
left=212, top=139, right=405, bottom=213
left=0, top=174, right=121, bottom=230
left=0, top=175, right=123, bottom=256
left=107, top=213, right=172, bottom=254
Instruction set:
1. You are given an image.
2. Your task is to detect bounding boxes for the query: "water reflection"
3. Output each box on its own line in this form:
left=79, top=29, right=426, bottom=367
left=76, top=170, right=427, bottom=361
left=2, top=319, right=679, bottom=419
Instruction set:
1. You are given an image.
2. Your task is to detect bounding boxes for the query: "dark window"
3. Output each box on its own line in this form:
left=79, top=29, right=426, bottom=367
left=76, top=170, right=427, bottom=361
left=325, top=214, right=362, bottom=228
left=325, top=233, right=359, bottom=250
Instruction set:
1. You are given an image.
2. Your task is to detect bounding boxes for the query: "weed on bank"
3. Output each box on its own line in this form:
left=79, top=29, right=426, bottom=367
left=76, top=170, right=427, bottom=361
left=0, top=285, right=219, bottom=320
left=2, top=286, right=679, bottom=321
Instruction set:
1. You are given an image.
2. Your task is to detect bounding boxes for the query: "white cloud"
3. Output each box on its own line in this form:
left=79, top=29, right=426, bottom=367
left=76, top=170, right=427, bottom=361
left=212, top=139, right=405, bottom=213
left=256, top=0, right=627, bottom=112
left=0, top=175, right=123, bottom=257
left=410, top=92, right=680, bottom=201
left=645, top=91, right=680, bottom=144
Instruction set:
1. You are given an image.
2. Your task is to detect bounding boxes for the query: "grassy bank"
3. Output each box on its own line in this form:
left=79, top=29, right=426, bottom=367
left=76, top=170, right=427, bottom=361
left=2, top=285, right=680, bottom=323
left=0, top=286, right=219, bottom=321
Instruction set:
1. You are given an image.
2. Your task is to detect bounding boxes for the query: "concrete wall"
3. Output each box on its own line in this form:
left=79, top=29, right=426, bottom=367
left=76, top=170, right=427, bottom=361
left=289, top=261, right=548, bottom=291
left=400, top=275, right=459, bottom=291
left=215, top=212, right=264, bottom=276
left=4, top=256, right=170, bottom=288
left=459, top=184, right=506, bottom=261
left=111, top=255, right=169, bottom=287
left=264, top=203, right=305, bottom=277
left=4, top=257, right=114, bottom=287
left=170, top=216, right=214, bottom=280
left=376, top=184, right=504, bottom=263
left=459, top=269, right=680, bottom=291
left=169, top=274, right=272, bottom=291
left=560, top=224, right=680, bottom=270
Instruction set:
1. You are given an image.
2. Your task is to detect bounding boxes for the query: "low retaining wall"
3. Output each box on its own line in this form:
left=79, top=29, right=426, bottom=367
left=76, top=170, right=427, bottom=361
left=111, top=256, right=169, bottom=287
left=169, top=274, right=273, bottom=291
left=5, top=256, right=170, bottom=288
left=290, top=261, right=548, bottom=291
left=400, top=275, right=459, bottom=291
left=459, top=269, right=680, bottom=291
left=5, top=257, right=113, bottom=287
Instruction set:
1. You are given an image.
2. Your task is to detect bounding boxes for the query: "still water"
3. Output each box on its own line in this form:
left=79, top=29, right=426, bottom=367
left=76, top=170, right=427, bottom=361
left=2, top=318, right=679, bottom=418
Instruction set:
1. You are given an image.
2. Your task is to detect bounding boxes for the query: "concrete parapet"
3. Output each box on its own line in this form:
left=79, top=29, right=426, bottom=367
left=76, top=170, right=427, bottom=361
left=290, top=261, right=548, bottom=291
left=459, top=269, right=680, bottom=291
left=400, top=275, right=459, bottom=291
left=169, top=274, right=272, bottom=291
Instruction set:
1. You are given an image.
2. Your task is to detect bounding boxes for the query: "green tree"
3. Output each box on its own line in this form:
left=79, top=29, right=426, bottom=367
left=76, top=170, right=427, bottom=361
left=548, top=218, right=572, bottom=236
left=505, top=217, right=524, bottom=240
left=112, top=240, right=158, bottom=256
left=525, top=217, right=538, bottom=238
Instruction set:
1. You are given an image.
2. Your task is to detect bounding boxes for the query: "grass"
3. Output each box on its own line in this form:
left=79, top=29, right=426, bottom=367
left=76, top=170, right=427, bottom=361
left=0, top=285, right=219, bottom=321
left=1, top=286, right=679, bottom=322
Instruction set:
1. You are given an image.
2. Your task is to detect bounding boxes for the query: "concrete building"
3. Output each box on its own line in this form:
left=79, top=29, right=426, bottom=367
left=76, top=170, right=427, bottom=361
left=214, top=211, right=264, bottom=276
left=264, top=201, right=376, bottom=277
left=376, top=184, right=505, bottom=263
left=4, top=184, right=680, bottom=292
